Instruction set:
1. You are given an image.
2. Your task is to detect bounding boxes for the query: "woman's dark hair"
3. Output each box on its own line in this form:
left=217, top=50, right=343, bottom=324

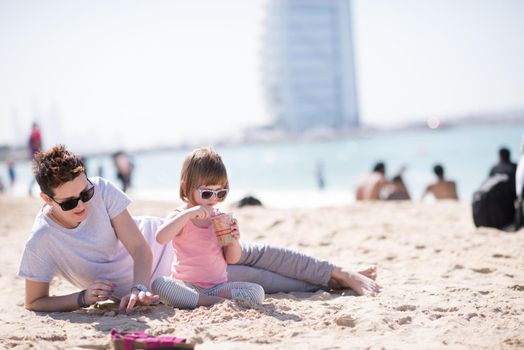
left=33, top=144, right=85, bottom=197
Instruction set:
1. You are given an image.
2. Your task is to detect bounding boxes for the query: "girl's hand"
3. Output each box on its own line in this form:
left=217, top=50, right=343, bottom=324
left=230, top=217, right=240, bottom=240
left=188, top=205, right=214, bottom=220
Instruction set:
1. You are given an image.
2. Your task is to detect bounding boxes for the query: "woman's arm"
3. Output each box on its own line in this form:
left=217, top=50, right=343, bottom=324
left=25, top=279, right=114, bottom=312
left=112, top=209, right=159, bottom=312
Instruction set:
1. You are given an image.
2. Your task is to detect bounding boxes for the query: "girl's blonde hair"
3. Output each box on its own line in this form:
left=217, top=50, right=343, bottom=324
left=180, top=147, right=229, bottom=204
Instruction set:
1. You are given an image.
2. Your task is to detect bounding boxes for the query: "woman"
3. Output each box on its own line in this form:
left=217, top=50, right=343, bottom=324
left=18, top=145, right=380, bottom=313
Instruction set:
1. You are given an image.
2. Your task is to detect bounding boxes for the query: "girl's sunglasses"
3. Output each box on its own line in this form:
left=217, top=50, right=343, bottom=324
left=198, top=188, right=228, bottom=200
left=49, top=179, right=95, bottom=211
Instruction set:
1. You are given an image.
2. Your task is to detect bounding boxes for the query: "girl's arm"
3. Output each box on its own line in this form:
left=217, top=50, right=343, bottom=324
left=223, top=217, right=242, bottom=264
left=156, top=206, right=214, bottom=245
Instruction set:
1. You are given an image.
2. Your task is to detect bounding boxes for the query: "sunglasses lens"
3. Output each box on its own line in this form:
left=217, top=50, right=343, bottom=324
left=201, top=191, right=213, bottom=199
left=217, top=190, right=228, bottom=199
left=60, top=199, right=79, bottom=211
left=81, top=186, right=95, bottom=203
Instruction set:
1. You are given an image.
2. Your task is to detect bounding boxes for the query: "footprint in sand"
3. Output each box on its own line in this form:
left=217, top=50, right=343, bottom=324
left=335, top=315, right=356, bottom=327
left=471, top=267, right=496, bottom=274
left=509, top=285, right=524, bottom=291
left=492, top=253, right=512, bottom=259
left=396, top=316, right=412, bottom=325
left=433, top=307, right=459, bottom=312
left=395, top=305, right=417, bottom=312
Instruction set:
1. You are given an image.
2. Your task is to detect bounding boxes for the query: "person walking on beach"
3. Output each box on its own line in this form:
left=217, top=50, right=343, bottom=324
left=355, top=162, right=390, bottom=200
left=18, top=145, right=380, bottom=313
left=422, top=164, right=458, bottom=200
left=112, top=151, right=134, bottom=193
left=27, top=122, right=42, bottom=196
left=153, top=147, right=264, bottom=308
left=7, top=158, right=16, bottom=189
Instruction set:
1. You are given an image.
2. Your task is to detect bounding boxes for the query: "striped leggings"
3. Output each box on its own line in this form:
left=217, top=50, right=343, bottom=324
left=152, top=276, right=265, bottom=309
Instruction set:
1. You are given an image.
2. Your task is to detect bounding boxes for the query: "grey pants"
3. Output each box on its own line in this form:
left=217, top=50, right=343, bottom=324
left=227, top=242, right=334, bottom=293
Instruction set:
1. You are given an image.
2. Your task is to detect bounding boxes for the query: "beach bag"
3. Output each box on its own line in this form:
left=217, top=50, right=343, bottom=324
left=110, top=328, right=194, bottom=350
left=472, top=173, right=515, bottom=229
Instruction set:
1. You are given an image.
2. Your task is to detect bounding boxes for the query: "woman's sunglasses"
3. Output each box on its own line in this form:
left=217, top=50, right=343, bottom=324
left=49, top=179, right=95, bottom=211
left=198, top=188, right=228, bottom=200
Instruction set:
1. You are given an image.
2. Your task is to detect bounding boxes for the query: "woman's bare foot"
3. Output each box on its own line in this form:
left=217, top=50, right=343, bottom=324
left=329, top=266, right=381, bottom=296
left=358, top=265, right=378, bottom=281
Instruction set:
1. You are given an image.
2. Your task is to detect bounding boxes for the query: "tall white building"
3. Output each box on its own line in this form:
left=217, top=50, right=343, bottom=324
left=262, top=0, right=359, bottom=132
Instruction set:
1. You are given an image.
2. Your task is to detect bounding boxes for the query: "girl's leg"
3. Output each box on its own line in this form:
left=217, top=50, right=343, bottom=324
left=208, top=282, right=265, bottom=305
left=227, top=265, right=323, bottom=294
left=152, top=276, right=223, bottom=308
left=236, top=241, right=334, bottom=287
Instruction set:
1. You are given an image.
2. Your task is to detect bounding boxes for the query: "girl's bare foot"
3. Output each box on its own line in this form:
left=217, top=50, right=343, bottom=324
left=329, top=266, right=381, bottom=296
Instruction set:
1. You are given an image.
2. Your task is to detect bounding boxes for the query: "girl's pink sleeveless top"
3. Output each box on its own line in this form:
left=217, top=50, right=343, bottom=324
left=171, top=220, right=227, bottom=288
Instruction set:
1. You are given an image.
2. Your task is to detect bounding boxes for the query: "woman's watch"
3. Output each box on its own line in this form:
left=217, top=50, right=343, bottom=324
left=131, top=283, right=150, bottom=294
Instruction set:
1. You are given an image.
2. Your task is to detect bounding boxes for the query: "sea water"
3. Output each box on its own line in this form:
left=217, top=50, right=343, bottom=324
left=2, top=123, right=523, bottom=208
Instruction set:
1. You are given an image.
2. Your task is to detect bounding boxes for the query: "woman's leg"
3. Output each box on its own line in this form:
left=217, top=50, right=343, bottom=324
left=236, top=241, right=334, bottom=287
left=237, top=242, right=381, bottom=296
left=227, top=265, right=323, bottom=294
left=208, top=282, right=265, bottom=305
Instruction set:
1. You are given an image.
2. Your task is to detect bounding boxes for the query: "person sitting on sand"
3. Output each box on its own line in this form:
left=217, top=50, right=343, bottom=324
left=18, top=145, right=380, bottom=313
left=385, top=174, right=411, bottom=201
left=153, top=147, right=265, bottom=308
left=422, top=164, right=458, bottom=200
left=355, top=162, right=390, bottom=201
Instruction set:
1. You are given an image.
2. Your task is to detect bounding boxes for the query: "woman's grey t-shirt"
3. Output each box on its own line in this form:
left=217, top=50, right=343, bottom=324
left=17, top=177, right=173, bottom=298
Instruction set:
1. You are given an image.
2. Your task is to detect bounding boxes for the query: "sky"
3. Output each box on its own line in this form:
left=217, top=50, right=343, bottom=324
left=1, top=0, right=523, bottom=153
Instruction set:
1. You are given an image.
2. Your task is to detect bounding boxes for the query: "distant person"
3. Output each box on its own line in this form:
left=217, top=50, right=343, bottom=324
left=516, top=138, right=524, bottom=199
left=7, top=158, right=16, bottom=188
left=472, top=147, right=517, bottom=230
left=355, top=162, right=389, bottom=201
left=28, top=122, right=43, bottom=196
left=385, top=168, right=411, bottom=201
left=112, top=151, right=134, bottom=193
left=489, top=147, right=517, bottom=195
left=316, top=161, right=325, bottom=190
left=422, top=164, right=458, bottom=200
left=514, top=136, right=524, bottom=229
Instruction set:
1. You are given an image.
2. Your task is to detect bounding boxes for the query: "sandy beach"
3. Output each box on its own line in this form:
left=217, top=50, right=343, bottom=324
left=0, top=196, right=523, bottom=349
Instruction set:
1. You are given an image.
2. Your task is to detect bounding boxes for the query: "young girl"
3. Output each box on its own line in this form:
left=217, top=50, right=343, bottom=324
left=152, top=147, right=265, bottom=308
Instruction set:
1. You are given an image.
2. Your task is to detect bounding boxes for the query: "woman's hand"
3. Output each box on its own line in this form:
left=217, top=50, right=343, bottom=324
left=188, top=205, right=215, bottom=220
left=84, top=280, right=115, bottom=305
left=118, top=289, right=160, bottom=314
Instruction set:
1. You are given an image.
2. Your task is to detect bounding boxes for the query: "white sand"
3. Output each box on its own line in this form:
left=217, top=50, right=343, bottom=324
left=0, top=196, right=523, bottom=349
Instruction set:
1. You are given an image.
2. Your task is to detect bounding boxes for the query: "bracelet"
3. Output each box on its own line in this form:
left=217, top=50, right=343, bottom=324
left=77, top=289, right=89, bottom=308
